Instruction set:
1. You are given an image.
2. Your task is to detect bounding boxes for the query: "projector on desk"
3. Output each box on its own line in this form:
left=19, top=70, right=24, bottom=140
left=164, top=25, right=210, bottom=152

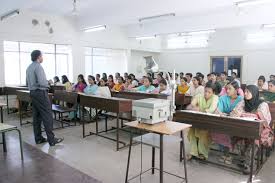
left=132, top=98, right=170, bottom=124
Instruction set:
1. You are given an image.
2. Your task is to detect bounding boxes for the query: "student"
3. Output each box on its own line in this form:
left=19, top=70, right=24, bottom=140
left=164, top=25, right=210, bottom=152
left=153, top=79, right=171, bottom=95
left=220, top=77, right=244, bottom=97
left=53, top=76, right=61, bottom=85
left=177, top=77, right=190, bottom=95
left=209, top=72, right=222, bottom=95
left=107, top=75, right=115, bottom=89
left=96, top=78, right=111, bottom=97
left=124, top=76, right=134, bottom=90
left=187, top=82, right=219, bottom=160
left=231, top=85, right=273, bottom=173
left=73, top=74, right=87, bottom=93
left=232, top=72, right=241, bottom=87
left=186, top=76, right=204, bottom=97
left=269, top=75, right=275, bottom=81
left=255, top=75, right=268, bottom=91
left=180, top=72, right=184, bottom=78
left=124, top=72, right=128, bottom=81
left=102, top=73, right=107, bottom=80
left=95, top=74, right=101, bottom=84
left=185, top=73, right=193, bottom=86
left=129, top=74, right=139, bottom=87
left=197, top=73, right=206, bottom=86
left=196, top=72, right=202, bottom=77
left=219, top=72, right=228, bottom=87
left=261, top=80, right=275, bottom=102
left=114, top=72, right=120, bottom=84
left=112, top=76, right=125, bottom=92
left=84, top=75, right=98, bottom=95
left=216, top=73, right=221, bottom=82
left=153, top=73, right=163, bottom=85
left=61, top=75, right=72, bottom=91
left=212, top=81, right=243, bottom=164
left=136, top=76, right=155, bottom=93
left=206, top=73, right=211, bottom=82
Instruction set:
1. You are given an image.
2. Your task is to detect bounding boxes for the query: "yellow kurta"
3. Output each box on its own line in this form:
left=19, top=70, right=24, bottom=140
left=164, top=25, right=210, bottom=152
left=177, top=85, right=190, bottom=94
left=187, top=94, right=218, bottom=159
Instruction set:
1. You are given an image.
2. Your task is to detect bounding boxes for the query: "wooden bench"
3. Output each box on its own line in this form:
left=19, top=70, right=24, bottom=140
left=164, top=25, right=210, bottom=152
left=52, top=90, right=78, bottom=128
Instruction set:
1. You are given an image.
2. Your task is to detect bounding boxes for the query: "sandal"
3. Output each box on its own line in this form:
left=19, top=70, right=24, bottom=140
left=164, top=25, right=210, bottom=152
left=224, top=156, right=232, bottom=165
left=218, top=155, right=226, bottom=163
left=186, top=154, right=193, bottom=161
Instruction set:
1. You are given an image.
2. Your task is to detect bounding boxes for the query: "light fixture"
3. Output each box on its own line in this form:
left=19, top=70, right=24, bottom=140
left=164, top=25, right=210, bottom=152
left=235, top=0, right=273, bottom=8
left=139, top=13, right=175, bottom=23
left=263, top=23, right=275, bottom=29
left=246, top=33, right=275, bottom=43
left=0, top=9, right=20, bottom=21
left=83, top=25, right=107, bottom=33
left=135, top=35, right=156, bottom=40
left=186, top=29, right=216, bottom=36
left=167, top=36, right=209, bottom=49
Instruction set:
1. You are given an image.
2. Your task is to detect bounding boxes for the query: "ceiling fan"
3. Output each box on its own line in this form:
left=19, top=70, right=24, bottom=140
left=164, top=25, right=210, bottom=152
left=72, top=0, right=79, bottom=16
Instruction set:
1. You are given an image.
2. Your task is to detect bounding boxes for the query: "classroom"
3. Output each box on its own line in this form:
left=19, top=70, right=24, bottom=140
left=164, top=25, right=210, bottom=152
left=1, top=1, right=275, bottom=183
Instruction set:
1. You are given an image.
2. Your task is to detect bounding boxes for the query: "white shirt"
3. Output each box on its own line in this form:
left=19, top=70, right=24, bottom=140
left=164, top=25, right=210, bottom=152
left=254, top=81, right=268, bottom=90
left=96, top=86, right=111, bottom=98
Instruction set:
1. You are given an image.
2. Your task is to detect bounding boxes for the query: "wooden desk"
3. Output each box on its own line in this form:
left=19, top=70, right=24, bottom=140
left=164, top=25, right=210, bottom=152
left=111, top=91, right=168, bottom=100
left=3, top=86, right=28, bottom=114
left=16, top=90, right=53, bottom=126
left=125, top=121, right=191, bottom=183
left=79, top=94, right=132, bottom=151
left=175, top=93, right=192, bottom=108
left=173, top=110, right=264, bottom=183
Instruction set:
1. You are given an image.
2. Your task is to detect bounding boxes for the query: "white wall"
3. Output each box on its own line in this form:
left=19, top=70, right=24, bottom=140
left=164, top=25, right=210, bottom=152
left=158, top=28, right=275, bottom=84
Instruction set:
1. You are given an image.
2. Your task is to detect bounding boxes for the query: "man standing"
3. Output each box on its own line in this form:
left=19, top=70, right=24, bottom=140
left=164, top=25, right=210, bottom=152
left=26, top=50, right=63, bottom=146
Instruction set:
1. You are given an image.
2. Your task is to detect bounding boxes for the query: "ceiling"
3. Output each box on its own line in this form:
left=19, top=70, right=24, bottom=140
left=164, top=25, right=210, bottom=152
left=1, top=0, right=275, bottom=35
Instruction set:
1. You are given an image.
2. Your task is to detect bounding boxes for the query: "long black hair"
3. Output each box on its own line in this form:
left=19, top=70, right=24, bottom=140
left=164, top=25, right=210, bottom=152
left=61, top=75, right=70, bottom=84
left=78, top=74, right=87, bottom=85
left=244, top=85, right=264, bottom=112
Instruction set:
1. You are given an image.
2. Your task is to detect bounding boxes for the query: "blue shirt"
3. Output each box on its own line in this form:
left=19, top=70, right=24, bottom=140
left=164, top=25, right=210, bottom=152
left=84, top=84, right=98, bottom=95
left=137, top=85, right=155, bottom=93
left=218, top=95, right=243, bottom=114
left=26, top=61, right=49, bottom=91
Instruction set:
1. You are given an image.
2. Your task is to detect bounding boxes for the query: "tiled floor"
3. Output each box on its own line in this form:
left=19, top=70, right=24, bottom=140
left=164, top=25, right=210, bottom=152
left=1, top=110, right=275, bottom=183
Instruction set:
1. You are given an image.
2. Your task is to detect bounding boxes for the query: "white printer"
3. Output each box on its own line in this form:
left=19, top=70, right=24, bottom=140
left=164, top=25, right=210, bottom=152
left=132, top=98, right=170, bottom=124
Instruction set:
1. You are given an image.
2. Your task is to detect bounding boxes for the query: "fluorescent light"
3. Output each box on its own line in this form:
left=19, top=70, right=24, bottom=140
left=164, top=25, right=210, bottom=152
left=167, top=36, right=209, bottom=49
left=0, top=9, right=20, bottom=21
left=235, top=0, right=272, bottom=8
left=263, top=23, right=275, bottom=28
left=187, top=29, right=216, bottom=36
left=83, top=25, right=106, bottom=33
left=139, top=13, right=175, bottom=22
left=246, top=33, right=275, bottom=43
left=135, top=35, right=156, bottom=40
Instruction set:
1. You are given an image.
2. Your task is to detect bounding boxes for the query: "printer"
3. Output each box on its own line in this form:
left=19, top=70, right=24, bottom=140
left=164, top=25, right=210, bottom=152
left=132, top=98, right=170, bottom=124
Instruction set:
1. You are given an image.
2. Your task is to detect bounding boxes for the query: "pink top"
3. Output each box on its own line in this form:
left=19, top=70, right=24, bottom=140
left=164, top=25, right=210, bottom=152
left=219, top=87, right=244, bottom=97
left=73, top=83, right=87, bottom=93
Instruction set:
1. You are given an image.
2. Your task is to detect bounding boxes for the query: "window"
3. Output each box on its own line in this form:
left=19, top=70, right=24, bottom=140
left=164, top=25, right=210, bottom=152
left=3, top=41, right=72, bottom=85
left=211, top=56, right=242, bottom=79
left=84, top=47, right=127, bottom=78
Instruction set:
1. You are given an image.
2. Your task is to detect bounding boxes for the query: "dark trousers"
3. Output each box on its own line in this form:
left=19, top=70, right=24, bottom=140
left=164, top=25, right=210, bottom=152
left=30, top=90, right=55, bottom=144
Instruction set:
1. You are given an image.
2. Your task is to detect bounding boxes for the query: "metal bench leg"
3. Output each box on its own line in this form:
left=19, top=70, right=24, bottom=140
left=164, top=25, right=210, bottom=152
left=2, top=132, right=7, bottom=152
left=152, top=147, right=155, bottom=174
left=16, top=129, right=24, bottom=161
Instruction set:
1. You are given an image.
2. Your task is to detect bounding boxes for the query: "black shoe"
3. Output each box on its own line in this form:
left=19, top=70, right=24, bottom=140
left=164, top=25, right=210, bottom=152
left=49, top=137, right=64, bottom=146
left=36, top=138, right=47, bottom=144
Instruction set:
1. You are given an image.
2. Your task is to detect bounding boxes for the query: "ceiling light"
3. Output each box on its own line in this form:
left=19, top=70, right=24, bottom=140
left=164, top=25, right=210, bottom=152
left=187, top=29, right=216, bottom=36
left=246, top=33, right=275, bottom=43
left=139, top=13, right=175, bottom=23
left=263, top=23, right=275, bottom=28
left=83, top=25, right=107, bottom=33
left=235, top=0, right=272, bottom=8
left=0, top=9, right=19, bottom=21
left=135, top=35, right=156, bottom=40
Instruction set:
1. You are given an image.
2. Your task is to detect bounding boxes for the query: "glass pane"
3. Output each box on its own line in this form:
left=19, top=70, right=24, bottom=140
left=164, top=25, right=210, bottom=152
left=211, top=57, right=225, bottom=73
left=20, top=53, right=33, bottom=85
left=20, top=42, right=55, bottom=53
left=41, top=54, right=55, bottom=80
left=4, top=52, right=20, bottom=85
left=228, top=57, right=242, bottom=78
left=85, top=55, right=93, bottom=78
left=56, top=54, right=69, bottom=77
left=56, top=45, right=71, bottom=54
left=3, top=41, right=19, bottom=52
left=84, top=47, right=92, bottom=55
